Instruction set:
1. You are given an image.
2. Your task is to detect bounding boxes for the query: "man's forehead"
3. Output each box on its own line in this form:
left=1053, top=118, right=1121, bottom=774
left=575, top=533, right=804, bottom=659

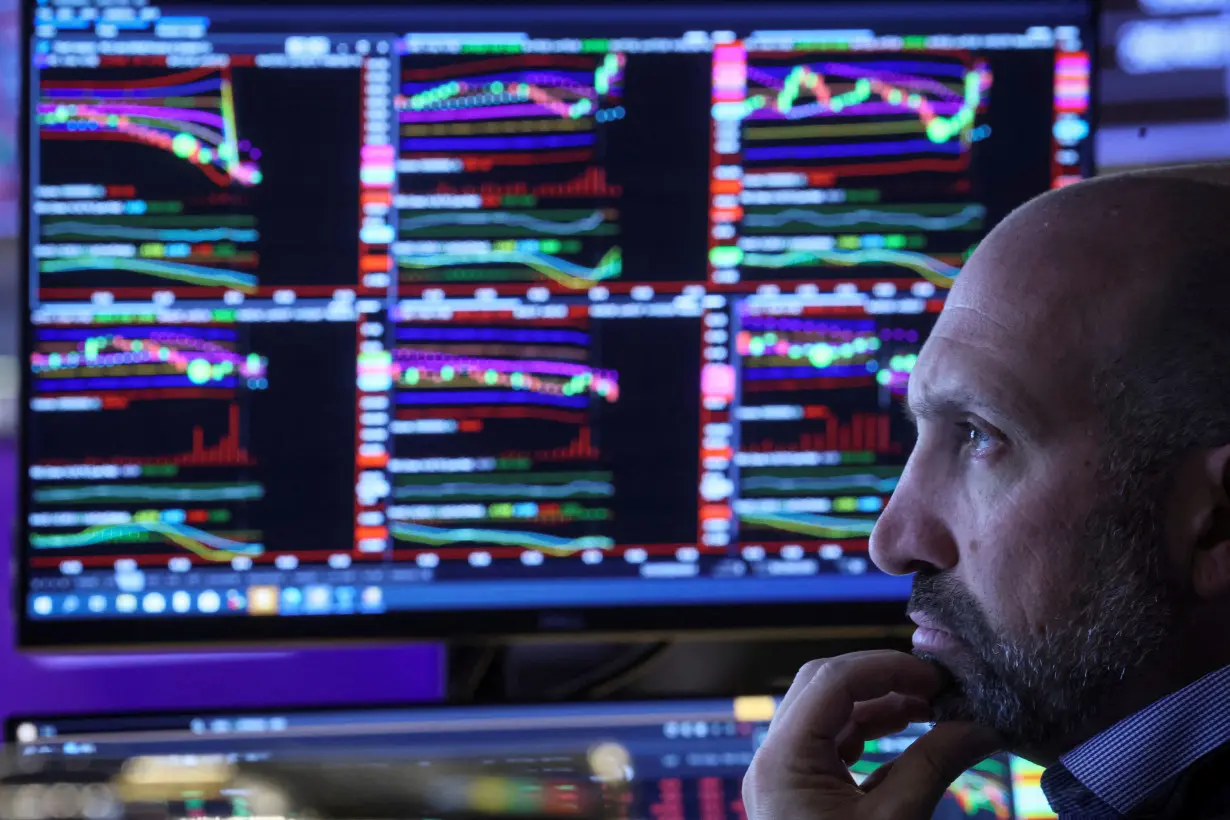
left=908, top=327, right=1046, bottom=420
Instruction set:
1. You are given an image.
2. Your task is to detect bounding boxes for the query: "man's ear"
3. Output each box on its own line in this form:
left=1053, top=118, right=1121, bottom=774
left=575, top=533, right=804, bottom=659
left=1190, top=444, right=1230, bottom=599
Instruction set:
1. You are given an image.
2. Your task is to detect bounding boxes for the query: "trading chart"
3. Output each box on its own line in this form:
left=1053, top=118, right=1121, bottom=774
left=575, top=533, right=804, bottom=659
left=710, top=45, right=992, bottom=290
left=37, top=67, right=263, bottom=293
left=28, top=324, right=268, bottom=578
left=35, top=59, right=364, bottom=303
left=395, top=54, right=626, bottom=290
left=19, top=0, right=1094, bottom=635
left=387, top=306, right=621, bottom=559
left=726, top=299, right=935, bottom=554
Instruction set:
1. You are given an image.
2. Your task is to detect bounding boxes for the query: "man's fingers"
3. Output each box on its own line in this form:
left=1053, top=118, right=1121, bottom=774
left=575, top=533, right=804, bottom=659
left=835, top=694, right=934, bottom=765
left=767, top=658, right=829, bottom=737
left=870, top=722, right=1005, bottom=816
left=769, top=650, right=947, bottom=776
left=858, top=759, right=895, bottom=793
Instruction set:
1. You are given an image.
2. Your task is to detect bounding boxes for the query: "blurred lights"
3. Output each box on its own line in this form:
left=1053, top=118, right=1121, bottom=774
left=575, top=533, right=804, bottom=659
left=1138, top=0, right=1229, bottom=13
left=1116, top=16, right=1230, bottom=73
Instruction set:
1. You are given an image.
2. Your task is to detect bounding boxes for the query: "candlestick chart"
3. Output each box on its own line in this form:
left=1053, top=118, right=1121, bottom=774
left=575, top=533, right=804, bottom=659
left=730, top=51, right=991, bottom=289
left=26, top=325, right=269, bottom=566
left=731, top=303, right=932, bottom=547
left=36, top=67, right=265, bottom=294
left=394, top=53, right=627, bottom=290
left=388, top=309, right=620, bottom=558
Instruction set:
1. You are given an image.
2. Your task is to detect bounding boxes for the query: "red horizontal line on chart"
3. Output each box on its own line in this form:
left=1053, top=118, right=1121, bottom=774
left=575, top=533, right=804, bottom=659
left=33, top=388, right=237, bottom=405
left=41, top=65, right=218, bottom=88
left=742, top=376, right=876, bottom=392
left=38, top=285, right=380, bottom=300
left=744, top=156, right=972, bottom=180
left=406, top=149, right=595, bottom=170
left=393, top=406, right=587, bottom=424
left=774, top=301, right=945, bottom=316
left=398, top=309, right=590, bottom=324
left=89, top=55, right=258, bottom=69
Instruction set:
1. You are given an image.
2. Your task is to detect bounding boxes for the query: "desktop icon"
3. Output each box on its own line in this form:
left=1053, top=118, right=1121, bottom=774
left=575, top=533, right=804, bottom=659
left=116, top=593, right=138, bottom=613
left=304, top=585, right=332, bottom=614
left=143, top=592, right=166, bottom=614
left=281, top=587, right=303, bottom=614
left=226, top=589, right=246, bottom=612
left=197, top=590, right=221, bottom=614
left=171, top=591, right=192, bottom=613
left=62, top=595, right=79, bottom=614
left=32, top=596, right=52, bottom=616
left=87, top=595, right=107, bottom=613
left=360, top=586, right=383, bottom=611
left=334, top=586, right=356, bottom=613
left=247, top=586, right=279, bottom=616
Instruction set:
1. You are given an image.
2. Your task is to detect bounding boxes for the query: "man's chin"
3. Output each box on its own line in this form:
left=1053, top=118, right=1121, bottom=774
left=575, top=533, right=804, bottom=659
left=912, top=648, right=979, bottom=722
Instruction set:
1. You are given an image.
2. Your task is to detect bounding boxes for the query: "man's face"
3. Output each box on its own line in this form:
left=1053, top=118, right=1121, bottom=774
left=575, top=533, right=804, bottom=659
left=868, top=232, right=1184, bottom=750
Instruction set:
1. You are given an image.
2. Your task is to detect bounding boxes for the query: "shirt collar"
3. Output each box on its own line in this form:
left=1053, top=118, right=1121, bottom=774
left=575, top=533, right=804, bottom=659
left=1041, top=664, right=1230, bottom=817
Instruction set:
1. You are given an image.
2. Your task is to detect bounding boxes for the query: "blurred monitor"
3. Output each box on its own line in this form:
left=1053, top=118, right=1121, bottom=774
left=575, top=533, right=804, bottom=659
left=1097, top=0, right=1230, bottom=168
left=18, top=0, right=1096, bottom=647
left=7, top=697, right=1058, bottom=820
left=1, top=0, right=17, bottom=237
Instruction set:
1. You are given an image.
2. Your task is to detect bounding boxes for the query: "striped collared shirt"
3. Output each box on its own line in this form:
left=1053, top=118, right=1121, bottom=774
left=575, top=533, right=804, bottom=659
left=1040, top=664, right=1230, bottom=818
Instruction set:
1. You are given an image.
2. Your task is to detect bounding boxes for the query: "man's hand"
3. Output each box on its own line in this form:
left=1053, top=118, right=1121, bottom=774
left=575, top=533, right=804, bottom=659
left=742, top=650, right=1004, bottom=820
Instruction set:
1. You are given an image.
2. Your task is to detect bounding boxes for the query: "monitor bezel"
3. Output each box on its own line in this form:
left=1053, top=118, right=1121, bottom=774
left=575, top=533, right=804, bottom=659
left=14, top=0, right=1100, bottom=650
left=3, top=692, right=777, bottom=744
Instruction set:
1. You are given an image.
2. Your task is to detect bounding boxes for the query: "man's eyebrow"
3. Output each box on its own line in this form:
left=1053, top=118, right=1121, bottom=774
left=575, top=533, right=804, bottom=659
left=902, top=392, right=994, bottom=426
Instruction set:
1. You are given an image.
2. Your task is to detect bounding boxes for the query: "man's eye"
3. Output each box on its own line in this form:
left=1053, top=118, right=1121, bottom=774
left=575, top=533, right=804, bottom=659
left=958, top=422, right=998, bottom=454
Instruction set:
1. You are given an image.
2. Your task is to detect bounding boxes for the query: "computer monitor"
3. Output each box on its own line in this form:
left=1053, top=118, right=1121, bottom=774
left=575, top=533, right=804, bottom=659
left=18, top=0, right=1097, bottom=647
left=7, top=697, right=1058, bottom=820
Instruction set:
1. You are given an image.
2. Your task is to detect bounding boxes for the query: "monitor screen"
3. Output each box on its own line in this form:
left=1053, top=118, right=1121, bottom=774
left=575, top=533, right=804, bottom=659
left=7, top=697, right=1059, bottom=820
left=18, top=0, right=1096, bottom=646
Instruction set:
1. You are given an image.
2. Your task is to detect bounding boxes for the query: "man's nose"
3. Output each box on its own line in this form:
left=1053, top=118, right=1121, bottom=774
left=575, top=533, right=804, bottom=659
left=868, top=465, right=959, bottom=576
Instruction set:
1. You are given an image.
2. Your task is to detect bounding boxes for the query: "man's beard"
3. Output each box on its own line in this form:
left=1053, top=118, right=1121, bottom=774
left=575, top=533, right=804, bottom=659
left=910, top=451, right=1185, bottom=749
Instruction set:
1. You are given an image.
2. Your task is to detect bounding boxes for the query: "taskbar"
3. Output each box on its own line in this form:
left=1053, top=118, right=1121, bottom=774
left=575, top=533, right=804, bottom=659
left=24, top=560, right=910, bottom=619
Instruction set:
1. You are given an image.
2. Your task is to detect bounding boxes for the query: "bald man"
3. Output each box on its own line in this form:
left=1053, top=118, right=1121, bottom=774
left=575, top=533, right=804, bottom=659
left=743, top=164, right=1230, bottom=820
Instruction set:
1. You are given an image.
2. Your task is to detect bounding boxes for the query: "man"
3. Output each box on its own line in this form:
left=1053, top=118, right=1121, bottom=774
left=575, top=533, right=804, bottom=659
left=743, top=163, right=1230, bottom=820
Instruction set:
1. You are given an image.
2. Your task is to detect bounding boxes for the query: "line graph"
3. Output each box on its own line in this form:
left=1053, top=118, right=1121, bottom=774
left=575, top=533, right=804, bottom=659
left=32, top=327, right=268, bottom=398
left=396, top=245, right=621, bottom=289
left=39, top=256, right=259, bottom=291
left=396, top=54, right=625, bottom=290
left=390, top=522, right=614, bottom=556
left=30, top=521, right=264, bottom=562
left=740, top=55, right=991, bottom=173
left=33, top=483, right=265, bottom=504
left=393, top=472, right=614, bottom=501
left=714, top=49, right=993, bottom=289
left=740, top=248, right=961, bottom=288
left=391, top=309, right=618, bottom=560
left=736, top=512, right=876, bottom=539
left=742, top=203, right=985, bottom=232
left=39, top=66, right=262, bottom=187
left=41, top=216, right=260, bottom=243
left=399, top=208, right=616, bottom=236
left=35, top=66, right=270, bottom=295
left=740, top=469, right=900, bottom=496
left=27, top=323, right=270, bottom=568
left=732, top=303, right=929, bottom=546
